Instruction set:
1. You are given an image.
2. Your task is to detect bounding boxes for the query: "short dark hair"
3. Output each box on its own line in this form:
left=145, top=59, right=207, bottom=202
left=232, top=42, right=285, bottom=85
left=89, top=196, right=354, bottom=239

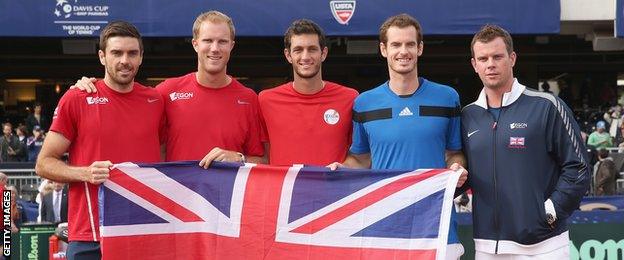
left=284, top=19, right=327, bottom=50
left=379, top=14, right=423, bottom=44
left=598, top=148, right=609, bottom=159
left=17, top=125, right=27, bottom=135
left=471, top=24, right=513, bottom=57
left=99, top=21, right=143, bottom=52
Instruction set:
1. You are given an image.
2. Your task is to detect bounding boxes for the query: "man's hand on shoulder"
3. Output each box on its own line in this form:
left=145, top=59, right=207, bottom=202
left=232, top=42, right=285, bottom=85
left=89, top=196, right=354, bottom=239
left=82, top=160, right=113, bottom=185
left=69, top=77, right=98, bottom=93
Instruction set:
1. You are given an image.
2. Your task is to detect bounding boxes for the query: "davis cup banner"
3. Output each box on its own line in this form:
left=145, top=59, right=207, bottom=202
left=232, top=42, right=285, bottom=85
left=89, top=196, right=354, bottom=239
left=0, top=0, right=560, bottom=36
left=98, top=162, right=460, bottom=260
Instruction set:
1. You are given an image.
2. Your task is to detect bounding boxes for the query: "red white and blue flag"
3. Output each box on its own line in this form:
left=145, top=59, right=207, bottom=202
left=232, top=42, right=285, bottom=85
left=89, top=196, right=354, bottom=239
left=99, top=162, right=460, bottom=260
left=509, top=137, right=525, bottom=146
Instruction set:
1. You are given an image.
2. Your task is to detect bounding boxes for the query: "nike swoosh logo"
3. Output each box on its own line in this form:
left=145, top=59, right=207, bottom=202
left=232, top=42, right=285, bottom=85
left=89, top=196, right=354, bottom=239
left=467, top=130, right=479, bottom=138
left=237, top=100, right=250, bottom=105
left=147, top=98, right=159, bottom=103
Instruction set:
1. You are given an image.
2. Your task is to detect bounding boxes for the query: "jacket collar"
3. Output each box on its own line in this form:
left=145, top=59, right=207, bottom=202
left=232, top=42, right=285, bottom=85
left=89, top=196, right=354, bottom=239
left=474, top=78, right=526, bottom=109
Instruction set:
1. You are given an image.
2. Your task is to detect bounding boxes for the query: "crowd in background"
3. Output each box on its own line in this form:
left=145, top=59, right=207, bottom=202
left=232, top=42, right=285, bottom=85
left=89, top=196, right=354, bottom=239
left=0, top=103, right=48, bottom=163
left=0, top=172, right=67, bottom=234
left=545, top=81, right=624, bottom=197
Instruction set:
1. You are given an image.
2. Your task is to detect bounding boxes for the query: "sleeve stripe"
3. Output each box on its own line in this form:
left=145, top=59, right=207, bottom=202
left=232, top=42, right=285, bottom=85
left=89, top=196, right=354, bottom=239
left=522, top=89, right=588, bottom=177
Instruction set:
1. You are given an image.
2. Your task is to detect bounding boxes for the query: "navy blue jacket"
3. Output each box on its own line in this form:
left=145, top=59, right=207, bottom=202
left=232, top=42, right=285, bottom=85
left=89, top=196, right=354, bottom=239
left=461, top=80, right=590, bottom=254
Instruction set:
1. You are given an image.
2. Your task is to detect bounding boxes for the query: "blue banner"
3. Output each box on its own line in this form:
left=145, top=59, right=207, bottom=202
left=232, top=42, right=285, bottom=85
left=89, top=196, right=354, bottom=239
left=0, top=0, right=560, bottom=37
left=617, top=0, right=624, bottom=37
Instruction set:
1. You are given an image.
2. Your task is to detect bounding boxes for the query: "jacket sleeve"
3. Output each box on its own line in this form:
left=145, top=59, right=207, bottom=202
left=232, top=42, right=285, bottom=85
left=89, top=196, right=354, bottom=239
left=455, top=116, right=471, bottom=197
left=545, top=98, right=591, bottom=220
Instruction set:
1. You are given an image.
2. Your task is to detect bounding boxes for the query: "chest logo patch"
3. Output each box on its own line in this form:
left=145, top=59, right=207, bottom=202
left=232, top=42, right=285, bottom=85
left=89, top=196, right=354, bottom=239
left=86, top=96, right=109, bottom=105
left=509, top=137, right=526, bottom=149
left=169, top=92, right=194, bottom=101
left=324, top=109, right=340, bottom=125
left=510, top=123, right=528, bottom=129
left=399, top=107, right=413, bottom=116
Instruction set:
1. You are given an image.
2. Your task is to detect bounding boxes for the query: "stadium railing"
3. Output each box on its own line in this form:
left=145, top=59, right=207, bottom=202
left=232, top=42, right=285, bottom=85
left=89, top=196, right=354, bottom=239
left=0, top=162, right=42, bottom=201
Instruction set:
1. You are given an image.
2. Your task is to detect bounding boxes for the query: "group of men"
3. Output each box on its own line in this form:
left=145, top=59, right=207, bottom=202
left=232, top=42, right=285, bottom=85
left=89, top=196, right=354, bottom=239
left=34, top=10, right=589, bottom=260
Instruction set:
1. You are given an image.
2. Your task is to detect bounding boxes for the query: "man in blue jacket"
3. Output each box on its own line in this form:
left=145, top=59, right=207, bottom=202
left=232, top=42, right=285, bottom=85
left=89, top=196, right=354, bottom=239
left=461, top=25, right=590, bottom=259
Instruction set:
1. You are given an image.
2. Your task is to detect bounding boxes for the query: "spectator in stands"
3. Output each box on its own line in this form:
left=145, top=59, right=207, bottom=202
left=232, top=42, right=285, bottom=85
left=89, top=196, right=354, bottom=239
left=588, top=121, right=613, bottom=149
left=27, top=126, right=45, bottom=162
left=25, top=102, right=50, bottom=133
left=0, top=172, right=7, bottom=191
left=15, top=125, right=28, bottom=162
left=594, top=149, right=617, bottom=196
left=603, top=106, right=622, bottom=140
left=40, top=181, right=68, bottom=223
left=619, top=123, right=624, bottom=148
left=541, top=81, right=553, bottom=94
left=6, top=185, right=24, bottom=232
left=36, top=179, right=52, bottom=222
left=1, top=123, right=24, bottom=162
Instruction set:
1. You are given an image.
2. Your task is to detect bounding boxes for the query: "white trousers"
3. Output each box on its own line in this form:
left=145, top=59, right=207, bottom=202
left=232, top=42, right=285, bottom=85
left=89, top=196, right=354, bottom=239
left=475, top=244, right=569, bottom=260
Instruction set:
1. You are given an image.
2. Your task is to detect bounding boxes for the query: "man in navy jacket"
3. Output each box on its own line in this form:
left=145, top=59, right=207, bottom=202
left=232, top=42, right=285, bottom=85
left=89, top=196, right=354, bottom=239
left=461, top=25, right=590, bottom=259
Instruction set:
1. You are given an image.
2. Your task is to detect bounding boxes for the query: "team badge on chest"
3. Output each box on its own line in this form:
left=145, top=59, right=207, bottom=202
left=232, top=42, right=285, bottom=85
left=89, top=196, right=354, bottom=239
left=508, top=137, right=525, bottom=149
left=324, top=109, right=340, bottom=125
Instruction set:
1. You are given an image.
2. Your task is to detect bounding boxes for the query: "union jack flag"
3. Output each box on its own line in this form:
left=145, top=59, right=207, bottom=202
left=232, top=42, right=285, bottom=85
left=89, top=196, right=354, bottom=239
left=99, top=162, right=460, bottom=260
left=509, top=137, right=525, bottom=146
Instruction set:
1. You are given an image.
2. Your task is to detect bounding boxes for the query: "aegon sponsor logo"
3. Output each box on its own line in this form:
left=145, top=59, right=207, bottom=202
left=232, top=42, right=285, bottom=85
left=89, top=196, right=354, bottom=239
left=169, top=92, right=194, bottom=101
left=86, top=97, right=109, bottom=105
left=510, top=123, right=528, bottom=129
left=53, top=107, right=59, bottom=119
left=570, top=239, right=624, bottom=260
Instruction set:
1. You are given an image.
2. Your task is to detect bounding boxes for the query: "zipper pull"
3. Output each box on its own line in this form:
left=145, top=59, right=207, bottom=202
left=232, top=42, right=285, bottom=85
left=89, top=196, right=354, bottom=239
left=492, top=121, right=497, bottom=129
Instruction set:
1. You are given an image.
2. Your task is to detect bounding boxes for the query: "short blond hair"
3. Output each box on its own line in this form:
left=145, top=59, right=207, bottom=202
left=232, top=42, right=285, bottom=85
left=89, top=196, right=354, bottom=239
left=192, top=11, right=235, bottom=40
